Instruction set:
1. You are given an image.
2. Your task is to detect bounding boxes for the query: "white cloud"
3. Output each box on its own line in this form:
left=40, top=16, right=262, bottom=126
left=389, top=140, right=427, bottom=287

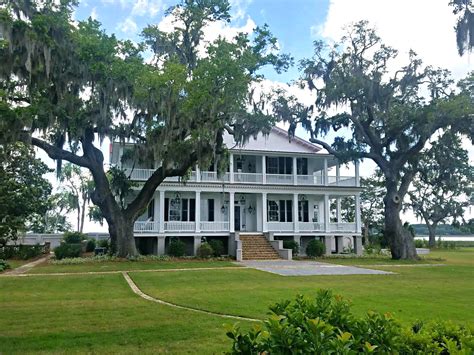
left=132, top=0, right=164, bottom=17
left=320, top=0, right=473, bottom=80
left=229, top=0, right=253, bottom=21
left=90, top=7, right=98, bottom=20
left=117, top=17, right=138, bottom=34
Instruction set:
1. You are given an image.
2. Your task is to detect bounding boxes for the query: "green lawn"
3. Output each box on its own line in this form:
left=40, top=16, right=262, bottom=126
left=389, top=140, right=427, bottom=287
left=28, top=259, right=238, bottom=274
left=131, top=249, right=474, bottom=323
left=1, top=249, right=473, bottom=353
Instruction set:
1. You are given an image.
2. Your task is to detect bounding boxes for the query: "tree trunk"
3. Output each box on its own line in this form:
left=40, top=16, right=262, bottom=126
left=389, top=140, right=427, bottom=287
left=384, top=185, right=418, bottom=260
left=427, top=223, right=437, bottom=248
left=79, top=198, right=86, bottom=233
left=107, top=213, right=137, bottom=258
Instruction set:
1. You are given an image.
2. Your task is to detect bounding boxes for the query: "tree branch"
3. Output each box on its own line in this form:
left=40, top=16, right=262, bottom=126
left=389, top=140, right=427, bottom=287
left=30, top=137, right=91, bottom=168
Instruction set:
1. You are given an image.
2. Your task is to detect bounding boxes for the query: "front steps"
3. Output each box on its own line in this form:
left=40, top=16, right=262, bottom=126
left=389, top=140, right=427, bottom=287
left=240, top=234, right=281, bottom=260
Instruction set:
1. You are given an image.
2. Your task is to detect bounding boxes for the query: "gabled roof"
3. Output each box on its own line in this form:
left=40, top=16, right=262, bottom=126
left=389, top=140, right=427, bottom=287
left=223, top=126, right=322, bottom=154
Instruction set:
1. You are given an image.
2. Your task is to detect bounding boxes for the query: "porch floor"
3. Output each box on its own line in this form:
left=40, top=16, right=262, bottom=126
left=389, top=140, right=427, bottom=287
left=237, top=260, right=392, bottom=276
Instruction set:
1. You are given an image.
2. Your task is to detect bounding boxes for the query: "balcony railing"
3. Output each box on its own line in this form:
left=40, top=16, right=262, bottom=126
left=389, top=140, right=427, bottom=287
left=124, top=168, right=357, bottom=187
left=267, top=222, right=294, bottom=232
left=329, top=222, right=356, bottom=232
left=134, top=221, right=159, bottom=232
left=164, top=221, right=196, bottom=232
left=200, top=221, right=229, bottom=231
left=299, top=222, right=325, bottom=231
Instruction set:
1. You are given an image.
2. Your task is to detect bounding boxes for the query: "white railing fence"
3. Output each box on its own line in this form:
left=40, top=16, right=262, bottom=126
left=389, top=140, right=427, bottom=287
left=297, top=175, right=323, bottom=186
left=267, top=222, right=294, bottom=232
left=164, top=221, right=196, bottom=231
left=329, top=222, right=356, bottom=232
left=298, top=222, right=325, bottom=231
left=234, top=172, right=263, bottom=183
left=134, top=221, right=160, bottom=232
left=266, top=174, right=294, bottom=184
left=200, top=221, right=230, bottom=231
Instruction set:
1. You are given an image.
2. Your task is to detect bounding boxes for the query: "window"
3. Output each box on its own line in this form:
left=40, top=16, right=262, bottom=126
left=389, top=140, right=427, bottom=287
left=168, top=197, right=181, bottom=221
left=266, top=157, right=278, bottom=174
left=297, top=158, right=308, bottom=175
left=298, top=200, right=309, bottom=222
left=165, top=197, right=195, bottom=221
left=181, top=198, right=188, bottom=221
left=266, top=157, right=292, bottom=174
left=268, top=201, right=279, bottom=221
left=208, top=199, right=215, bottom=222
left=268, top=200, right=292, bottom=222
left=147, top=199, right=155, bottom=220
left=189, top=199, right=196, bottom=222
left=313, top=205, right=319, bottom=222
left=286, top=200, right=293, bottom=222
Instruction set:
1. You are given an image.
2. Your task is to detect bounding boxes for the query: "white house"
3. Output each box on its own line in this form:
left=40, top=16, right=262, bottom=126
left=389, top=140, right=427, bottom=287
left=110, top=127, right=363, bottom=260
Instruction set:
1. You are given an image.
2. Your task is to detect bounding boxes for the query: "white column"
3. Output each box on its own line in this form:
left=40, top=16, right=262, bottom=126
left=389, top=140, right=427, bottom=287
left=193, top=236, right=202, bottom=256
left=262, top=155, right=266, bottom=184
left=336, top=163, right=340, bottom=186
left=154, top=194, right=159, bottom=223
left=229, top=192, right=235, bottom=232
left=157, top=236, right=166, bottom=255
left=195, top=191, right=201, bottom=233
left=229, top=153, right=234, bottom=183
left=336, top=197, right=341, bottom=223
left=262, top=192, right=268, bottom=232
left=293, top=157, right=297, bottom=186
left=293, top=193, right=299, bottom=232
left=355, top=194, right=361, bottom=233
left=159, top=190, right=165, bottom=233
left=323, top=158, right=328, bottom=186
left=324, top=194, right=330, bottom=232
left=196, top=165, right=201, bottom=182
left=355, top=160, right=360, bottom=187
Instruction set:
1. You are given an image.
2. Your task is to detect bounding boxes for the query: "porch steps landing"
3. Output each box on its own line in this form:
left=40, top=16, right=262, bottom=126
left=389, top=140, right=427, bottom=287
left=240, top=235, right=280, bottom=260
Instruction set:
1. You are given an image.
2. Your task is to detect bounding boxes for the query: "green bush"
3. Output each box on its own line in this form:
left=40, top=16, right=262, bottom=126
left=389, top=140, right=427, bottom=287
left=54, top=243, right=82, bottom=260
left=85, top=239, right=96, bottom=252
left=415, top=239, right=428, bottom=248
left=168, top=238, right=186, bottom=257
left=0, top=244, right=44, bottom=260
left=197, top=242, right=214, bottom=258
left=208, top=239, right=225, bottom=256
left=226, top=290, right=474, bottom=354
left=63, top=231, right=87, bottom=244
left=306, top=239, right=325, bottom=257
left=283, top=240, right=299, bottom=256
left=0, top=259, right=10, bottom=272
left=97, top=239, right=110, bottom=248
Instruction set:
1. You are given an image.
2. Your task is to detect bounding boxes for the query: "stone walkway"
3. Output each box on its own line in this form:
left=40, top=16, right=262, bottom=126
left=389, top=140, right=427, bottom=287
left=239, top=260, right=393, bottom=276
left=4, top=254, right=51, bottom=275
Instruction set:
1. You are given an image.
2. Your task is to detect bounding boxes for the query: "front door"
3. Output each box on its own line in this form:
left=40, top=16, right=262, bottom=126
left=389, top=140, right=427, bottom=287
left=234, top=206, right=241, bottom=231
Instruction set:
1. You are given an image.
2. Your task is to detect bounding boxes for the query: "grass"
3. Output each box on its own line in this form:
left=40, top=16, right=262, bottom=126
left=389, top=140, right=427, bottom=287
left=4, top=259, right=31, bottom=270
left=1, top=249, right=473, bottom=353
left=131, top=249, right=474, bottom=323
left=28, top=258, right=238, bottom=274
left=0, top=273, right=251, bottom=354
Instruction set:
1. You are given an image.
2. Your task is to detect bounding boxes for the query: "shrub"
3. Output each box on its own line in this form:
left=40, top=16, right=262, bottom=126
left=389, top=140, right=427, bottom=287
left=85, top=239, right=96, bottom=252
left=54, top=243, right=82, bottom=260
left=415, top=239, right=428, bottom=248
left=208, top=239, right=225, bottom=256
left=0, top=259, right=10, bottom=272
left=283, top=240, right=299, bottom=256
left=0, top=244, right=44, bottom=260
left=306, top=239, right=325, bottom=257
left=168, top=238, right=186, bottom=257
left=197, top=242, right=214, bottom=258
left=97, top=239, right=110, bottom=249
left=226, top=290, right=474, bottom=354
left=63, top=231, right=87, bottom=244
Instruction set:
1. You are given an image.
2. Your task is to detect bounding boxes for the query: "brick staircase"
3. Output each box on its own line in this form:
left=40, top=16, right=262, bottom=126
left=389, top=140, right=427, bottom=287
left=240, top=234, right=280, bottom=260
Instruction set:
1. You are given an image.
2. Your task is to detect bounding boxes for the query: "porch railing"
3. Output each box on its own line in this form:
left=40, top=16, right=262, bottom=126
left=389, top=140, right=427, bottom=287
left=298, top=222, right=325, bottom=231
left=200, top=221, right=229, bottom=231
left=134, top=221, right=160, bottom=232
left=327, top=176, right=356, bottom=187
left=164, top=221, right=196, bottom=232
left=234, top=172, right=263, bottom=183
left=267, top=222, right=294, bottom=232
left=297, top=175, right=323, bottom=186
left=329, top=222, right=356, bottom=232
left=266, top=174, right=294, bottom=184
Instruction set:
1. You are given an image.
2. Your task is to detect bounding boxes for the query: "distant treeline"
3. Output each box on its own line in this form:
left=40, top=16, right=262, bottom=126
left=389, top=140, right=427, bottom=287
left=411, top=224, right=473, bottom=236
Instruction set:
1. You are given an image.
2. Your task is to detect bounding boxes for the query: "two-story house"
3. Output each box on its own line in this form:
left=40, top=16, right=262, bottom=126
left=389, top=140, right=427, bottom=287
left=110, top=127, right=363, bottom=260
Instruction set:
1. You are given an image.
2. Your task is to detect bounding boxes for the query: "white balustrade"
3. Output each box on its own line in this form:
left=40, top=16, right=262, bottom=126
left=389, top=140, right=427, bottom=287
left=298, top=222, right=325, bottom=231
left=164, top=221, right=196, bottom=232
left=200, top=221, right=230, bottom=231
left=233, top=172, right=263, bottom=183
left=327, top=176, right=356, bottom=186
left=329, top=222, right=356, bottom=232
left=266, top=174, right=294, bottom=184
left=134, top=221, right=160, bottom=232
left=267, top=222, right=294, bottom=232
left=297, top=175, right=323, bottom=186
left=124, top=168, right=153, bottom=181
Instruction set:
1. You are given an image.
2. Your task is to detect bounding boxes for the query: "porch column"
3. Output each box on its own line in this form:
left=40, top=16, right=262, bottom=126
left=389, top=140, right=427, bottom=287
left=294, top=235, right=301, bottom=255
left=193, top=235, right=202, bottom=256
left=262, top=192, right=268, bottom=232
left=154, top=193, right=159, bottom=224
left=293, top=157, right=297, bottom=185
left=335, top=236, right=344, bottom=254
left=229, top=192, right=235, bottom=232
left=355, top=160, right=360, bottom=187
left=336, top=197, right=341, bottom=223
left=229, top=153, right=234, bottom=183
left=323, top=158, right=328, bottom=186
left=262, top=155, right=266, bottom=184
left=354, top=236, right=363, bottom=255
left=324, top=235, right=333, bottom=255
left=196, top=165, right=201, bottom=182
left=159, top=190, right=165, bottom=233
left=324, top=194, right=330, bottom=232
left=157, top=236, right=166, bottom=255
left=293, top=193, right=299, bottom=232
left=195, top=191, right=201, bottom=233
left=355, top=194, right=361, bottom=233
left=336, top=163, right=340, bottom=186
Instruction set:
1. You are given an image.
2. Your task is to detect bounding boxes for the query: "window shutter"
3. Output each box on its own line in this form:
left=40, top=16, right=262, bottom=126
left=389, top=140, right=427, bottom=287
left=190, top=199, right=196, bottom=222
left=303, top=201, right=309, bottom=222
left=182, top=198, right=188, bottom=221
left=279, top=200, right=285, bottom=222
left=286, top=200, right=292, bottom=222
left=164, top=198, right=169, bottom=222
left=208, top=199, right=215, bottom=222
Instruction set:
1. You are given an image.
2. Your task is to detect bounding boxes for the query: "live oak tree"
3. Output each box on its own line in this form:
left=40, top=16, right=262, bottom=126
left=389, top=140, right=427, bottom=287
left=0, top=143, right=52, bottom=245
left=0, top=0, right=290, bottom=256
left=450, top=0, right=474, bottom=56
left=273, top=22, right=473, bottom=259
left=409, top=132, right=473, bottom=247
left=360, top=172, right=385, bottom=245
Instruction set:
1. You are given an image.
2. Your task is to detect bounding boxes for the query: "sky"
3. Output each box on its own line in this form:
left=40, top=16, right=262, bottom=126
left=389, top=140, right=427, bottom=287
left=45, top=0, right=473, bottom=232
